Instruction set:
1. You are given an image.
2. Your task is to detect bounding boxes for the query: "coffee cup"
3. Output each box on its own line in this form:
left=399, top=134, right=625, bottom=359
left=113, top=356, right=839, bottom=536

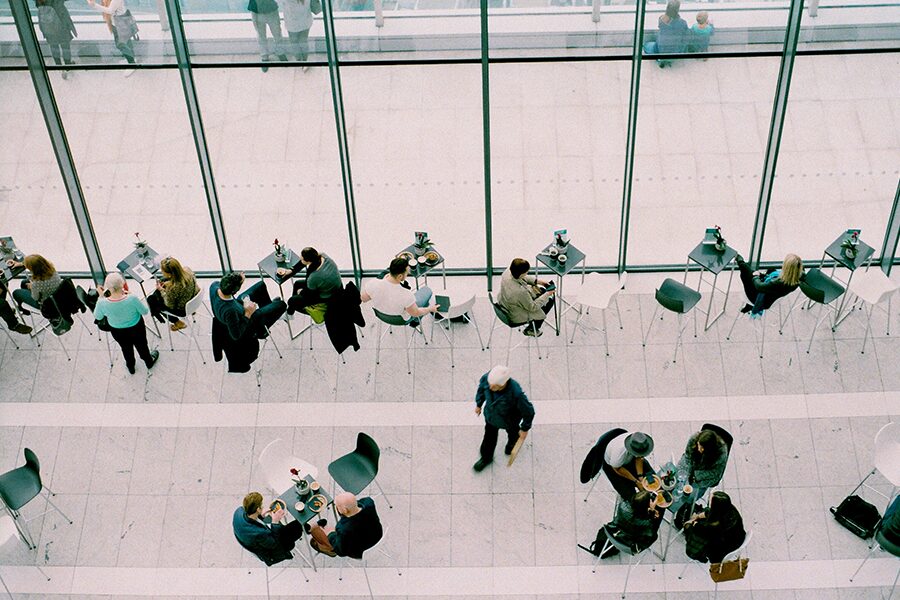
left=294, top=501, right=305, bottom=512
left=557, top=254, right=568, bottom=264
left=548, top=247, right=559, bottom=258
left=310, top=481, right=320, bottom=494
left=683, top=484, right=693, bottom=495
left=408, top=259, right=417, bottom=269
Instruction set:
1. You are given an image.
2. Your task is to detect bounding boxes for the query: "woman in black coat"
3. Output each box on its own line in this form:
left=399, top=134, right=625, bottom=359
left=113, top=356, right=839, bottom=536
left=683, top=491, right=746, bottom=563
left=736, top=252, right=803, bottom=315
left=609, top=491, right=664, bottom=553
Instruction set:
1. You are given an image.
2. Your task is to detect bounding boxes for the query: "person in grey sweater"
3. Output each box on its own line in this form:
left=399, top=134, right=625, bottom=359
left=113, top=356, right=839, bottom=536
left=676, top=429, right=729, bottom=500
left=279, top=247, right=342, bottom=315
left=473, top=365, right=535, bottom=472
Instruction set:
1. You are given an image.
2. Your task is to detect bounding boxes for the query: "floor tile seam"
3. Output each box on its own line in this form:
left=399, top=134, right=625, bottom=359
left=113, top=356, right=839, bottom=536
left=3, top=557, right=898, bottom=595
left=3, top=391, right=889, bottom=429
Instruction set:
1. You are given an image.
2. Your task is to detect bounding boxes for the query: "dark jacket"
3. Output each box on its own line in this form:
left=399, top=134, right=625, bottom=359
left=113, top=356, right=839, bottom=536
left=676, top=432, right=729, bottom=489
left=881, top=495, right=900, bottom=546
left=580, top=427, right=628, bottom=484
left=327, top=497, right=383, bottom=559
left=475, top=373, right=535, bottom=432
left=42, top=278, right=84, bottom=323
left=212, top=316, right=259, bottom=373
left=36, top=0, right=77, bottom=44
left=609, top=498, right=663, bottom=553
left=210, top=282, right=252, bottom=341
left=232, top=507, right=293, bottom=565
left=325, top=282, right=365, bottom=355
left=657, top=15, right=689, bottom=53
left=738, top=257, right=801, bottom=314
left=684, top=504, right=746, bottom=563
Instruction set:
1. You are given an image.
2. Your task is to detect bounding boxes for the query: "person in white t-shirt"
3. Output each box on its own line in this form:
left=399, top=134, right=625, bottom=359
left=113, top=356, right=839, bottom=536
left=360, top=257, right=438, bottom=324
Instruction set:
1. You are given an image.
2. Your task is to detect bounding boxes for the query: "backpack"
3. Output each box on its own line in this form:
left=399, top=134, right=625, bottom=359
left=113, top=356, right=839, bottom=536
left=578, top=527, right=620, bottom=558
left=830, top=495, right=881, bottom=539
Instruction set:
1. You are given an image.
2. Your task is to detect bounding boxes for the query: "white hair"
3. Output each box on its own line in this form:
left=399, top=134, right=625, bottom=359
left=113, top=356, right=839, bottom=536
left=103, top=272, right=126, bottom=292
left=487, top=365, right=511, bottom=387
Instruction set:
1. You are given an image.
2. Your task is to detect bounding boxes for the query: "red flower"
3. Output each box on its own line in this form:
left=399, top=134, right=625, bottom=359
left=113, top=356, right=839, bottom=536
left=274, top=238, right=280, bottom=246
left=290, top=468, right=299, bottom=476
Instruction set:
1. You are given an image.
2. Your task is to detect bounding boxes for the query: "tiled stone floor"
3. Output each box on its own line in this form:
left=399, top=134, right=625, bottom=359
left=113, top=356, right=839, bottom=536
left=0, top=273, right=898, bottom=598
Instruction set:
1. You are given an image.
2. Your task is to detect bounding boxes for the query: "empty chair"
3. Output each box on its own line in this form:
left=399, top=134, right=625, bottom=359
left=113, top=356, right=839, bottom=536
left=642, top=278, right=702, bottom=363
left=257, top=439, right=319, bottom=496
left=161, top=284, right=209, bottom=363
left=328, top=432, right=392, bottom=509
left=485, top=292, right=542, bottom=363
left=569, top=271, right=628, bottom=356
left=0, top=512, right=50, bottom=595
left=430, top=293, right=484, bottom=368
left=0, top=449, right=73, bottom=550
left=846, top=268, right=898, bottom=354
left=373, top=308, right=427, bottom=375
left=847, top=422, right=900, bottom=508
left=798, top=267, right=845, bottom=353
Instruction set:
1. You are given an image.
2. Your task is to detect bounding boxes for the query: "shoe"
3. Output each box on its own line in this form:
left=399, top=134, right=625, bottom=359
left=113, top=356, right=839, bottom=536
left=51, top=319, right=72, bottom=336
left=317, top=518, right=328, bottom=528
left=257, top=328, right=270, bottom=339
left=261, top=64, right=269, bottom=73
left=170, top=320, right=187, bottom=332
left=740, top=304, right=753, bottom=314
left=303, top=523, right=312, bottom=534
left=12, top=323, right=32, bottom=335
left=282, top=312, right=294, bottom=322
left=278, top=54, right=288, bottom=62
left=735, top=253, right=746, bottom=265
left=504, top=445, right=515, bottom=456
left=145, top=350, right=160, bottom=370
left=433, top=313, right=445, bottom=321
left=301, top=64, right=311, bottom=72
left=523, top=327, right=543, bottom=337
left=18, top=307, right=31, bottom=316
left=473, top=458, right=492, bottom=472
left=61, top=70, right=68, bottom=80
left=127, top=364, right=136, bottom=375
left=124, top=68, right=135, bottom=78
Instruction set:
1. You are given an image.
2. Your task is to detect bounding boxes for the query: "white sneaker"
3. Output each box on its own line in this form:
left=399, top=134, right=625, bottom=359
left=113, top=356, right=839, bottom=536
left=124, top=68, right=136, bottom=78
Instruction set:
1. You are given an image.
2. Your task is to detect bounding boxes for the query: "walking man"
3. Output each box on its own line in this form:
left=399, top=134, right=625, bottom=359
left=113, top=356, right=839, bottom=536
left=473, top=365, right=535, bottom=472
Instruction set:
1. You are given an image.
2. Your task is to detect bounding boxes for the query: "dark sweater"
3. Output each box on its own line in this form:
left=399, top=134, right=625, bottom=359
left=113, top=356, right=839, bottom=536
left=306, top=255, right=342, bottom=301
left=475, top=373, right=535, bottom=432
left=684, top=505, right=746, bottom=563
left=210, top=281, right=250, bottom=341
left=610, top=499, right=663, bottom=553
left=327, top=497, right=383, bottom=559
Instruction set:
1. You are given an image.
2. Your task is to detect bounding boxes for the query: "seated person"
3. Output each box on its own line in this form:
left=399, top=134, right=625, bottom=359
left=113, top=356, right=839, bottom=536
left=359, top=257, right=438, bottom=324
left=276, top=247, right=342, bottom=316
left=689, top=11, right=714, bottom=52
left=498, top=258, right=555, bottom=337
left=233, top=491, right=303, bottom=564
left=0, top=279, right=32, bottom=335
left=683, top=491, right=746, bottom=563
left=210, top=272, right=286, bottom=341
left=308, top=492, right=383, bottom=558
left=735, top=252, right=803, bottom=316
left=146, top=256, right=200, bottom=331
left=676, top=428, right=729, bottom=501
left=604, top=491, right=663, bottom=555
left=603, top=431, right=655, bottom=500
left=644, top=0, right=688, bottom=61
left=881, top=494, right=900, bottom=546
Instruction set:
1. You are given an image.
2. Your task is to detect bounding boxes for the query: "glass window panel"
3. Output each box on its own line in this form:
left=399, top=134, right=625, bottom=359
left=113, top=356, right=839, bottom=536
left=193, top=66, right=353, bottom=271
left=491, top=61, right=628, bottom=269
left=0, top=71, right=89, bottom=271
left=53, top=69, right=218, bottom=271
left=764, top=53, right=900, bottom=263
left=0, top=10, right=25, bottom=67
left=341, top=63, right=486, bottom=272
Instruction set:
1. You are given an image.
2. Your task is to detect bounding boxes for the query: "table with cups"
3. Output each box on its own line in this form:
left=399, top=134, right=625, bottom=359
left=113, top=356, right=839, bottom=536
left=117, top=244, right=164, bottom=338
left=535, top=242, right=587, bottom=336
left=277, top=474, right=336, bottom=570
left=638, top=460, right=697, bottom=560
left=395, top=244, right=446, bottom=291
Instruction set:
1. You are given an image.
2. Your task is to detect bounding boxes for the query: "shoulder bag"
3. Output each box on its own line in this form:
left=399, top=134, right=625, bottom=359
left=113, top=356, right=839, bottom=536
left=709, top=557, right=748, bottom=583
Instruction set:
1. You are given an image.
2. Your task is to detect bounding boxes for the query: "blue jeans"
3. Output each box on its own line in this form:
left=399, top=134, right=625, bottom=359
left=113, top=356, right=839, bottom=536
left=408, top=286, right=433, bottom=325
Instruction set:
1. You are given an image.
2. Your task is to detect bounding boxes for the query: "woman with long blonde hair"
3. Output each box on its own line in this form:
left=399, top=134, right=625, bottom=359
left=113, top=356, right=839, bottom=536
left=146, top=256, right=199, bottom=331
left=735, top=252, right=803, bottom=315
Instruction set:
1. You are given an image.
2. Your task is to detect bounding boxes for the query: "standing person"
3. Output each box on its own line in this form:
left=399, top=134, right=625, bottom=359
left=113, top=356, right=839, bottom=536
left=683, top=491, right=746, bottom=563
left=35, top=0, right=77, bottom=79
left=735, top=252, right=803, bottom=316
left=359, top=257, right=438, bottom=324
left=276, top=0, right=313, bottom=66
left=0, top=279, right=32, bottom=335
left=498, top=258, right=554, bottom=337
left=308, top=492, right=383, bottom=558
left=146, top=256, right=200, bottom=332
left=276, top=247, right=341, bottom=316
left=94, top=272, right=159, bottom=375
left=248, top=0, right=288, bottom=72
left=233, top=492, right=304, bottom=563
left=472, top=365, right=535, bottom=472
left=87, top=0, right=139, bottom=74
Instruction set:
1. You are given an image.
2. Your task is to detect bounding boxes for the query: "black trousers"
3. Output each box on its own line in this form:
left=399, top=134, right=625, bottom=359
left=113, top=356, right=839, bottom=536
left=110, top=319, right=153, bottom=369
left=274, top=519, right=304, bottom=549
left=531, top=295, right=555, bottom=330
left=146, top=290, right=185, bottom=324
left=737, top=259, right=759, bottom=304
left=480, top=422, right=519, bottom=461
left=240, top=281, right=287, bottom=336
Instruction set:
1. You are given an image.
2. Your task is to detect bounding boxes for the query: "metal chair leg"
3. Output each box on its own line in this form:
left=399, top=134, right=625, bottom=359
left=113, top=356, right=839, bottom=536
left=849, top=539, right=880, bottom=581
left=583, top=475, right=600, bottom=502
left=264, top=327, right=283, bottom=359
left=486, top=313, right=497, bottom=349
left=533, top=322, right=542, bottom=360
left=642, top=303, right=660, bottom=346
left=506, top=327, right=513, bottom=365
left=601, top=308, right=609, bottom=357
left=373, top=478, right=393, bottom=509
left=1, top=326, right=19, bottom=350
left=861, top=302, right=874, bottom=354
left=403, top=326, right=411, bottom=375
left=725, top=311, right=741, bottom=340
left=470, top=310, right=485, bottom=351
left=806, top=303, right=828, bottom=353
left=375, top=320, right=383, bottom=365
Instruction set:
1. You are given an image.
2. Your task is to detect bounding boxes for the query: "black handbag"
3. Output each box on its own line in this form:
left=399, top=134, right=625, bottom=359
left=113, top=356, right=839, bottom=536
left=831, top=495, right=881, bottom=539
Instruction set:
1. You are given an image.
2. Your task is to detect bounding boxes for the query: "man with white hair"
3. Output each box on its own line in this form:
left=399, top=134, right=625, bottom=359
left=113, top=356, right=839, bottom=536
left=473, top=365, right=535, bottom=472
left=308, top=492, right=383, bottom=558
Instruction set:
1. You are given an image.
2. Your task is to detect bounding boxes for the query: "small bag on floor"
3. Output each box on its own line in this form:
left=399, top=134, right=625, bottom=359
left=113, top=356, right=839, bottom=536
left=830, top=494, right=881, bottom=539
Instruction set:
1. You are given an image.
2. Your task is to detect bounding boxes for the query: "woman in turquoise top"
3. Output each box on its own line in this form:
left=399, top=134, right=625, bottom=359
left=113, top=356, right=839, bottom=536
left=94, top=272, right=159, bottom=374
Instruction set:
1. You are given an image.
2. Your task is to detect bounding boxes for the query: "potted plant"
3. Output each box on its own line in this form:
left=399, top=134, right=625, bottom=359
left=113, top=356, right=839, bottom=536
left=841, top=231, right=859, bottom=260
left=290, top=468, right=309, bottom=496
left=273, top=238, right=286, bottom=262
left=133, top=232, right=149, bottom=259
left=713, top=225, right=727, bottom=252
left=413, top=232, right=431, bottom=256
